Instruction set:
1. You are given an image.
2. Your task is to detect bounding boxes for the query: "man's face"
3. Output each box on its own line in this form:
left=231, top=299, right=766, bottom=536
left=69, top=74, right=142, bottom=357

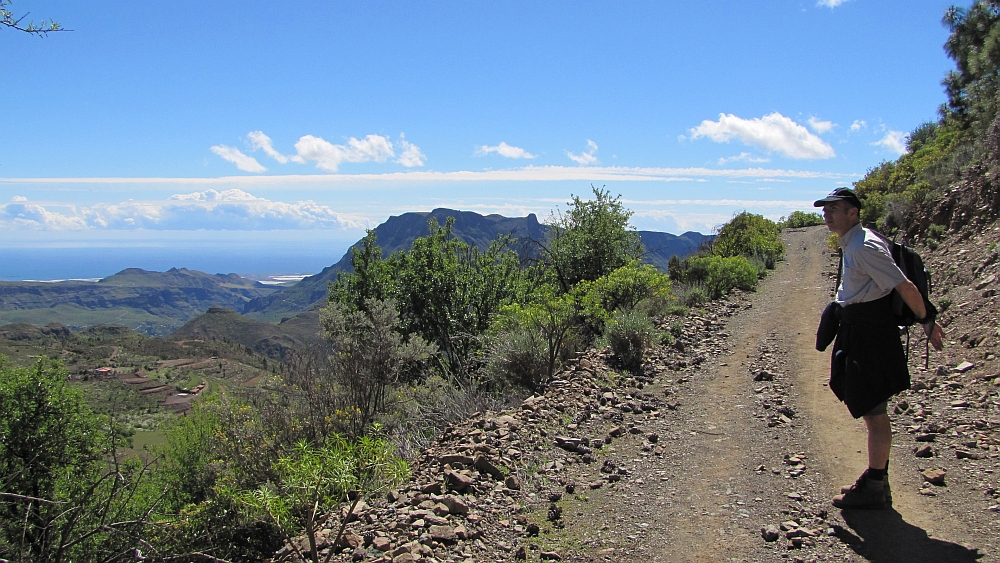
left=823, top=201, right=857, bottom=236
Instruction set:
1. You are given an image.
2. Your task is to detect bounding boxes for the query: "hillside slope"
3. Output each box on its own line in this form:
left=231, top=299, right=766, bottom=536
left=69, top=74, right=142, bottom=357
left=0, top=268, right=276, bottom=336
left=169, top=306, right=322, bottom=361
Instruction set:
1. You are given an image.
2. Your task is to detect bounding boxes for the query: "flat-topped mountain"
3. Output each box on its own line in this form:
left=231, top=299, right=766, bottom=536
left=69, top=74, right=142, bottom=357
left=242, top=208, right=549, bottom=321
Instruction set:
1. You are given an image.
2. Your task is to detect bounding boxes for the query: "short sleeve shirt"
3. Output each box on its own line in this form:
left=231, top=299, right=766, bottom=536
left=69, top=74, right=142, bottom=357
left=836, top=223, right=907, bottom=305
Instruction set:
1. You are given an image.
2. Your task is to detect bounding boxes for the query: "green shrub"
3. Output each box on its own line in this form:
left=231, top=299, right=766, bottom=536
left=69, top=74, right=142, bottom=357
left=321, top=299, right=436, bottom=438
left=542, top=187, right=645, bottom=291
left=668, top=320, right=685, bottom=338
left=712, top=211, right=784, bottom=268
left=491, top=287, right=579, bottom=386
left=746, top=252, right=769, bottom=279
left=229, top=437, right=408, bottom=563
left=684, top=256, right=758, bottom=299
left=330, top=219, right=527, bottom=378
left=605, top=310, right=657, bottom=372
left=927, top=223, right=946, bottom=240
left=484, top=325, right=549, bottom=389
left=676, top=284, right=709, bottom=307
left=574, top=262, right=672, bottom=332
left=779, top=211, right=823, bottom=229
left=0, top=358, right=160, bottom=562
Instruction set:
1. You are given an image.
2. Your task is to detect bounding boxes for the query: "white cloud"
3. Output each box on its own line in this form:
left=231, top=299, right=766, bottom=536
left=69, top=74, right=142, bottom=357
left=168, top=188, right=260, bottom=202
left=0, top=198, right=89, bottom=230
left=807, top=116, right=834, bottom=134
left=396, top=136, right=426, bottom=167
left=0, top=190, right=367, bottom=231
left=567, top=140, right=599, bottom=165
left=874, top=130, right=907, bottom=155
left=239, top=130, right=424, bottom=170
left=0, top=165, right=858, bottom=189
left=292, top=134, right=395, bottom=172
left=476, top=142, right=536, bottom=159
left=248, top=131, right=291, bottom=164
left=850, top=120, right=867, bottom=132
left=690, top=112, right=836, bottom=159
left=717, top=152, right=770, bottom=165
left=817, top=0, right=849, bottom=7
left=210, top=145, right=267, bottom=173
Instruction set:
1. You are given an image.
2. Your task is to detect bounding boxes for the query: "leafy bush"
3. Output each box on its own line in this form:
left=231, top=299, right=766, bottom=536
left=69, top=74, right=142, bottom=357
left=490, top=288, right=579, bottom=387
left=685, top=256, right=758, bottom=299
left=746, top=252, right=769, bottom=278
left=542, top=187, right=645, bottom=291
left=668, top=320, right=685, bottom=338
left=330, top=219, right=526, bottom=377
left=927, top=223, right=946, bottom=240
left=230, top=437, right=408, bottom=563
left=0, top=357, right=159, bottom=562
left=778, top=211, right=823, bottom=229
left=605, top=310, right=657, bottom=372
left=712, top=212, right=784, bottom=268
left=679, top=284, right=709, bottom=307
left=321, top=298, right=436, bottom=438
left=574, top=262, right=672, bottom=332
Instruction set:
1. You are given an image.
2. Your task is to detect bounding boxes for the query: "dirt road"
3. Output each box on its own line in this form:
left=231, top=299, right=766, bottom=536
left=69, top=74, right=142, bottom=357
left=550, top=226, right=990, bottom=562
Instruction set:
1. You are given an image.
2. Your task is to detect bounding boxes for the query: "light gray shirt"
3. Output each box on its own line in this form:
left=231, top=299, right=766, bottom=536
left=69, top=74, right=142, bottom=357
left=836, top=223, right=907, bottom=305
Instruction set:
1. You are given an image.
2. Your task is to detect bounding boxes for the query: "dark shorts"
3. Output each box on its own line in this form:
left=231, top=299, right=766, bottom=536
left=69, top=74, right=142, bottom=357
left=829, top=295, right=910, bottom=418
left=864, top=400, right=887, bottom=417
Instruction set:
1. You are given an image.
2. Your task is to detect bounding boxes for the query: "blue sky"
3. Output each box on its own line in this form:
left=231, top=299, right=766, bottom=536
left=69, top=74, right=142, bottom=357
left=0, top=0, right=960, bottom=262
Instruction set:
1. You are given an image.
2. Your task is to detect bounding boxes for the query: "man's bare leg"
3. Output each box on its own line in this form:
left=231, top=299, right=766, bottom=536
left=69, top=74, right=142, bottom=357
left=863, top=413, right=891, bottom=470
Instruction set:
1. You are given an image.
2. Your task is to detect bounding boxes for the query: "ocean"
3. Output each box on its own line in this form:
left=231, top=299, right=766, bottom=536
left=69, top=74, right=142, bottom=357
left=0, top=231, right=358, bottom=282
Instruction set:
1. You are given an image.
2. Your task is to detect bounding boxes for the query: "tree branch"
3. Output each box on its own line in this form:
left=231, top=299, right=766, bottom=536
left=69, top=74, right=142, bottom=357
left=0, top=492, right=66, bottom=504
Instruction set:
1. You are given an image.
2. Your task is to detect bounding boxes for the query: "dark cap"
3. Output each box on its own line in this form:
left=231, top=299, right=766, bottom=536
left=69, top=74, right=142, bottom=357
left=813, top=187, right=862, bottom=209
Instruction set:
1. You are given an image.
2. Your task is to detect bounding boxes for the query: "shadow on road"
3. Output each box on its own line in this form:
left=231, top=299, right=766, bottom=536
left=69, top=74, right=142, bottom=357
left=834, top=509, right=983, bottom=562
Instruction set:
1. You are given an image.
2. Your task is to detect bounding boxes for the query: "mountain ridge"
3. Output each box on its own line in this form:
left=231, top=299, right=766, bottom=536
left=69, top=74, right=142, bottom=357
left=242, top=208, right=711, bottom=322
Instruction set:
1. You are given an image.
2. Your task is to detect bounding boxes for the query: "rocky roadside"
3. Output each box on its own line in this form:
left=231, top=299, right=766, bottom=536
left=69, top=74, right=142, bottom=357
left=884, top=219, right=1000, bottom=555
left=269, top=295, right=751, bottom=563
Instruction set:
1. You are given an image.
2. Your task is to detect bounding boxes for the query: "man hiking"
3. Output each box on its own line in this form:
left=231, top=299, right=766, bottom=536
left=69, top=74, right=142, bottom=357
left=815, top=187, right=945, bottom=509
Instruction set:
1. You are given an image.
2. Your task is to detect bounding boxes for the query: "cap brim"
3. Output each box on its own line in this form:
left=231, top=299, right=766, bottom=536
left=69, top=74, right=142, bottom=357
left=813, top=197, right=838, bottom=207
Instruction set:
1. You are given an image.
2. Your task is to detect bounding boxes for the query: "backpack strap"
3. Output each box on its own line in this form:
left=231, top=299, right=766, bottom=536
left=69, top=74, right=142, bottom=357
left=835, top=248, right=843, bottom=296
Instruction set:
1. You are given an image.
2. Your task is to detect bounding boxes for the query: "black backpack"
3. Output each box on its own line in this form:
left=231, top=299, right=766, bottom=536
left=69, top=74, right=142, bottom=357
left=888, top=241, right=932, bottom=327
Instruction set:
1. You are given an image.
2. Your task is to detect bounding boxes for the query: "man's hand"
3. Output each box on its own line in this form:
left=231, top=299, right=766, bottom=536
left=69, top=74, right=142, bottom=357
left=924, top=321, right=945, bottom=351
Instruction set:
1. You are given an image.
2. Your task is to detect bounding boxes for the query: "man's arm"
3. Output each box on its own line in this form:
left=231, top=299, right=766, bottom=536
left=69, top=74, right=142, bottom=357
left=894, top=279, right=945, bottom=351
